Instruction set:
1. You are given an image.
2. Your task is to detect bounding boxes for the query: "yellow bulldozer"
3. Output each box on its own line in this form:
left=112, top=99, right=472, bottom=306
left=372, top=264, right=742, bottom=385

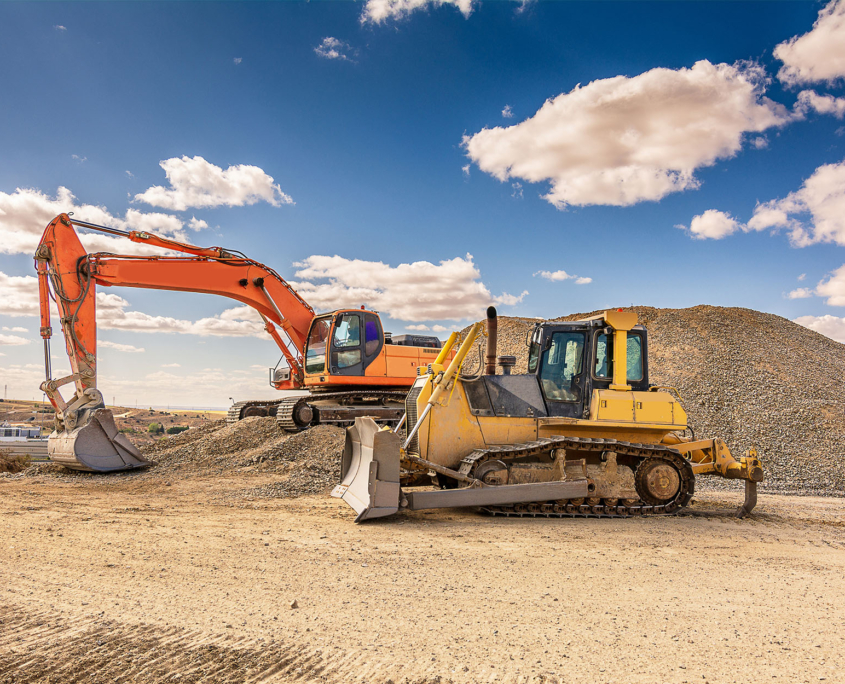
left=332, top=307, right=763, bottom=521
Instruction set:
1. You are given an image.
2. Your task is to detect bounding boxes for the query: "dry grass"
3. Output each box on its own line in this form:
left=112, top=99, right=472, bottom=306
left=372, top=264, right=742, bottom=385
left=0, top=449, right=31, bottom=474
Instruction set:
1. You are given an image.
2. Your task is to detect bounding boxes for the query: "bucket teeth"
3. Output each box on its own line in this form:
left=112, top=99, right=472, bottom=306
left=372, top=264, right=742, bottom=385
left=48, top=408, right=149, bottom=473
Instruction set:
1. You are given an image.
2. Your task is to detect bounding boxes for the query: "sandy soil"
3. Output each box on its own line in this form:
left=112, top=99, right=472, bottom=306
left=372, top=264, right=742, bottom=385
left=1, top=474, right=843, bottom=684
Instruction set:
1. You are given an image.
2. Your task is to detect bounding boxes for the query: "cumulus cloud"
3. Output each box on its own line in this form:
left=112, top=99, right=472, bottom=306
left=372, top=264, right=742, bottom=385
left=134, top=156, right=293, bottom=211
left=362, top=0, right=474, bottom=23
left=502, top=105, right=514, bottom=119
left=775, top=0, right=845, bottom=86
left=0, top=333, right=29, bottom=346
left=746, top=160, right=845, bottom=246
left=0, top=186, right=204, bottom=256
left=463, top=60, right=790, bottom=208
left=2, top=326, right=28, bottom=333
left=787, top=287, right=814, bottom=299
left=99, top=341, right=145, bottom=353
left=534, top=270, right=592, bottom=285
left=233, top=57, right=243, bottom=65
left=462, top=164, right=471, bottom=177
left=54, top=25, right=66, bottom=31
left=679, top=209, right=743, bottom=240
left=0, top=273, right=41, bottom=317
left=161, top=363, right=181, bottom=368
left=0, top=270, right=266, bottom=340
left=794, top=314, right=845, bottom=343
left=794, top=90, right=845, bottom=119
left=291, top=254, right=526, bottom=321
left=314, top=37, right=356, bottom=62
left=406, top=324, right=430, bottom=331
left=95, top=293, right=265, bottom=337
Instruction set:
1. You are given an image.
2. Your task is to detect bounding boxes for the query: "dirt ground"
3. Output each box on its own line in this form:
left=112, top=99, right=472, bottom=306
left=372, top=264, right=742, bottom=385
left=1, top=474, right=844, bottom=684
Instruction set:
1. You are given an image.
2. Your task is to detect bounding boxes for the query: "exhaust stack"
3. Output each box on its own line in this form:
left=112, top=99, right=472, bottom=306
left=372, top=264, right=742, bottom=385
left=485, top=306, right=497, bottom=375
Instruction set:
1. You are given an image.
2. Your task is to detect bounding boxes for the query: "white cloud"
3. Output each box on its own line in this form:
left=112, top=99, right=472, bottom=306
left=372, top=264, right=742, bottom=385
left=794, top=314, right=845, bottom=343
left=406, top=324, right=430, bottom=331
left=750, top=136, right=769, bottom=149
left=1, top=326, right=27, bottom=333
left=71, top=154, right=87, bottom=164
left=188, top=216, right=208, bottom=231
left=463, top=60, right=790, bottom=208
left=493, top=290, right=529, bottom=306
left=815, top=265, right=845, bottom=306
left=502, top=105, right=514, bottom=119
left=95, top=293, right=265, bottom=337
left=0, top=273, right=41, bottom=317
left=0, top=333, right=29, bottom=346
left=680, top=209, right=743, bottom=240
left=126, top=170, right=134, bottom=178
left=134, top=156, right=293, bottom=211
left=0, top=186, right=204, bottom=256
left=787, top=288, right=814, bottom=299
left=234, top=57, right=243, bottom=65
left=0, top=270, right=266, bottom=339
left=798, top=273, right=807, bottom=281
left=314, top=37, right=356, bottom=62
left=431, top=325, right=449, bottom=332
left=462, top=164, right=471, bottom=177
left=99, top=341, right=145, bottom=353
left=54, top=25, right=66, bottom=31
left=291, top=254, right=525, bottom=321
left=795, top=90, right=845, bottom=119
left=535, top=270, right=592, bottom=285
left=511, top=182, right=523, bottom=199
left=362, top=0, right=474, bottom=23
left=775, top=0, right=845, bottom=86
left=161, top=363, right=181, bottom=368
left=746, top=160, right=845, bottom=246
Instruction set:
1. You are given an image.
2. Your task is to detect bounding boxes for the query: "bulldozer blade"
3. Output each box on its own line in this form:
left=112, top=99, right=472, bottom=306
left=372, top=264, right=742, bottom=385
left=48, top=408, right=150, bottom=473
left=331, top=417, right=402, bottom=522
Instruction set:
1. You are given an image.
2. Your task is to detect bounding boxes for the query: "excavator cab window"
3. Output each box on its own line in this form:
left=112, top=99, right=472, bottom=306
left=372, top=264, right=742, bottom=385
left=539, top=332, right=585, bottom=402
left=332, top=313, right=362, bottom=369
left=305, top=317, right=332, bottom=374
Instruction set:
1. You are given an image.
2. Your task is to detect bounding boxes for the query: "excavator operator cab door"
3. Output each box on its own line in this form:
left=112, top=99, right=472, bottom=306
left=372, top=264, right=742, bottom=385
left=530, top=325, right=591, bottom=419
left=328, top=311, right=384, bottom=376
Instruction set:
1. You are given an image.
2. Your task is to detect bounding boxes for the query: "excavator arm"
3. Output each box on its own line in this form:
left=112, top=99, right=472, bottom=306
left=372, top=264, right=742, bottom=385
left=34, top=213, right=316, bottom=471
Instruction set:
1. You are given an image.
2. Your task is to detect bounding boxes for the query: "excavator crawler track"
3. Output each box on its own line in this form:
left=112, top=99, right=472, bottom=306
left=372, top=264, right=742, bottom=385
left=276, top=391, right=407, bottom=432
left=455, top=435, right=694, bottom=518
left=226, top=399, right=284, bottom=423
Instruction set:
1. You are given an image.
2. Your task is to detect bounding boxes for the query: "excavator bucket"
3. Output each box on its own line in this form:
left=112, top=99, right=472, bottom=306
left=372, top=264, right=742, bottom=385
left=331, top=417, right=402, bottom=522
left=48, top=408, right=150, bottom=473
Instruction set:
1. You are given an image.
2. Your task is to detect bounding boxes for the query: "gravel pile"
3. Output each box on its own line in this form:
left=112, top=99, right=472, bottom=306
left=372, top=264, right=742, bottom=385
left=467, top=306, right=845, bottom=496
left=141, top=418, right=345, bottom=497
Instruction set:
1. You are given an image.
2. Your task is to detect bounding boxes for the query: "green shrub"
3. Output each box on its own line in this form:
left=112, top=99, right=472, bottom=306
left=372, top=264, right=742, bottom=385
left=166, top=426, right=189, bottom=435
left=147, top=422, right=164, bottom=434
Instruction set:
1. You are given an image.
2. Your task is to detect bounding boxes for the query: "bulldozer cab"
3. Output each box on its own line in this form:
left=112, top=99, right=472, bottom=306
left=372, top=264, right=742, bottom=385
left=524, top=319, right=650, bottom=418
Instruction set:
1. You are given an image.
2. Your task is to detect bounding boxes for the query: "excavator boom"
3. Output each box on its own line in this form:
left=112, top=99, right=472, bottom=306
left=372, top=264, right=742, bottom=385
left=34, top=213, right=315, bottom=471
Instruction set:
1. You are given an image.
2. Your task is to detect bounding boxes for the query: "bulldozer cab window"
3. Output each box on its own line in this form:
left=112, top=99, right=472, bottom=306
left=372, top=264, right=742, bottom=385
left=305, top=317, right=331, bottom=374
left=539, top=332, right=585, bottom=402
left=594, top=332, right=644, bottom=382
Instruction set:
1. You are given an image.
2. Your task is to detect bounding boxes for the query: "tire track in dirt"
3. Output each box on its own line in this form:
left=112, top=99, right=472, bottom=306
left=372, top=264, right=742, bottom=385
left=0, top=604, right=466, bottom=684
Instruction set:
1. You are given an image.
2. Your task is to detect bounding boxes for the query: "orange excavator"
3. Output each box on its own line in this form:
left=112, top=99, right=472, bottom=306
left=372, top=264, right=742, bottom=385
left=34, top=213, right=449, bottom=472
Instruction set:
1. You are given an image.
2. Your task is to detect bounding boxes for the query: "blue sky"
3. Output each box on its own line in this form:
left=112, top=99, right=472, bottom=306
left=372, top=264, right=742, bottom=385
left=1, top=0, right=844, bottom=406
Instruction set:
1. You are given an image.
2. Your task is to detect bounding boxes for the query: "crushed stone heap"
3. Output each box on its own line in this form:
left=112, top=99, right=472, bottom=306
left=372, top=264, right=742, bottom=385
left=469, top=305, right=845, bottom=496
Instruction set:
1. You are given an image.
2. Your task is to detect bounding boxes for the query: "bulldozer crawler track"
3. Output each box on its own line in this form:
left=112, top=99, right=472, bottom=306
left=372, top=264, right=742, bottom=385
left=226, top=399, right=285, bottom=424
left=455, top=435, right=694, bottom=518
left=275, top=391, right=407, bottom=432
